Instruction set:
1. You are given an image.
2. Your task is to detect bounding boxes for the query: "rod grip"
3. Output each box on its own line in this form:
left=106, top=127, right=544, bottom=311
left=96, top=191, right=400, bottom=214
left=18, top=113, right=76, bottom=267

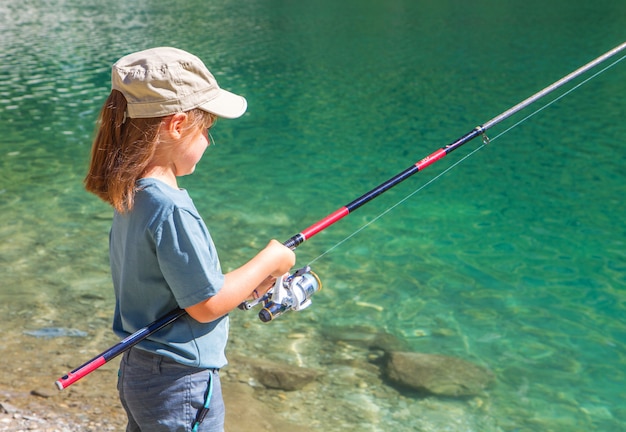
left=55, top=356, right=107, bottom=390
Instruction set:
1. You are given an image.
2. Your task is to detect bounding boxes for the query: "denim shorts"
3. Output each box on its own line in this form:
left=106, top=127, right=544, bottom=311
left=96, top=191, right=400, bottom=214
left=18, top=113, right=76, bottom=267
left=118, top=348, right=224, bottom=432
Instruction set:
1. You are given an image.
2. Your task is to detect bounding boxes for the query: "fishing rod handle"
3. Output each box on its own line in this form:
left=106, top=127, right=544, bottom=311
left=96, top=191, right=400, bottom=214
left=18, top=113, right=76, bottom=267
left=55, top=356, right=107, bottom=390
left=56, top=308, right=187, bottom=390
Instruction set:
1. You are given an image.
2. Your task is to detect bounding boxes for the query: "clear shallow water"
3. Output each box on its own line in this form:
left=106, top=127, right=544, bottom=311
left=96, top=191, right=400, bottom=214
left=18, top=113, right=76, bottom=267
left=1, top=1, right=625, bottom=431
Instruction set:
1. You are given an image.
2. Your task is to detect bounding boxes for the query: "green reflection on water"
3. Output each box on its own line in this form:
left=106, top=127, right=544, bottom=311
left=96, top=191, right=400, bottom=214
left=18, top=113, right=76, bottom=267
left=1, top=1, right=625, bottom=430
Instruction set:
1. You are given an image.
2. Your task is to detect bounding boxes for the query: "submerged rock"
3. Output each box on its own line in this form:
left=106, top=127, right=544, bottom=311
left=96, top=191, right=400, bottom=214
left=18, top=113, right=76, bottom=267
left=229, top=354, right=320, bottom=391
left=23, top=327, right=88, bottom=338
left=250, top=359, right=320, bottom=391
left=384, top=351, right=494, bottom=397
left=320, top=325, right=409, bottom=352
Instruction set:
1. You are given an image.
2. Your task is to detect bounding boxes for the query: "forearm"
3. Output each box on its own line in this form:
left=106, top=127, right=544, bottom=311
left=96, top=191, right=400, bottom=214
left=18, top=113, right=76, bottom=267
left=185, top=240, right=294, bottom=323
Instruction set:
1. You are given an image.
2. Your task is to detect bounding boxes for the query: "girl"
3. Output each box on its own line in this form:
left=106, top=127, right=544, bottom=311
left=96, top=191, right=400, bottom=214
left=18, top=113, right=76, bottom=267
left=84, top=47, right=295, bottom=432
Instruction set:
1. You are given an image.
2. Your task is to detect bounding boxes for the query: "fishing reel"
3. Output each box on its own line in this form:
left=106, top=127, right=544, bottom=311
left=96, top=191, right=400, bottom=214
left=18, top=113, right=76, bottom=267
left=238, top=266, right=322, bottom=322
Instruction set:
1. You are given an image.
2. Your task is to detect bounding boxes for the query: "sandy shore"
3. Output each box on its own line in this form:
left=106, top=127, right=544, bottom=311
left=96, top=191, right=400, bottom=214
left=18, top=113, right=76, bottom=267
left=0, top=383, right=313, bottom=432
left=0, top=358, right=314, bottom=432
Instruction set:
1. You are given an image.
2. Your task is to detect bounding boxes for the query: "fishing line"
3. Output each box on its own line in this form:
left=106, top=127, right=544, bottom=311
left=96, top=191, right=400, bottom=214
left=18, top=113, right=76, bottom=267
left=307, top=50, right=626, bottom=266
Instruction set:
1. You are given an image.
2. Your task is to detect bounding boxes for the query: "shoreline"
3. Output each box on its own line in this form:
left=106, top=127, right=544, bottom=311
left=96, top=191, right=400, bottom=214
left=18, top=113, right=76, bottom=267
left=0, top=375, right=314, bottom=432
left=0, top=351, right=318, bottom=432
left=0, top=386, right=125, bottom=432
left=1, top=317, right=356, bottom=432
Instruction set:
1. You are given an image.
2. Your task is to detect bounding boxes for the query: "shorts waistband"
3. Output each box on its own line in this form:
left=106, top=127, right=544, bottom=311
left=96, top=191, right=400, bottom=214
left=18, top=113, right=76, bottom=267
left=126, top=347, right=219, bottom=373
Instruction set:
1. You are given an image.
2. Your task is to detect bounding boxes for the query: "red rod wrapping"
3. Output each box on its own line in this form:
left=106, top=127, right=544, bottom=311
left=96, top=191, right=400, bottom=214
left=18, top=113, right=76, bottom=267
left=55, top=356, right=106, bottom=390
left=415, top=148, right=447, bottom=170
left=300, top=207, right=350, bottom=240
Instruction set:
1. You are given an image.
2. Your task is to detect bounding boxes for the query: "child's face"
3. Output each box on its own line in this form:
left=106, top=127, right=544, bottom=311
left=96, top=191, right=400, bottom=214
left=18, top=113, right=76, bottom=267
left=173, top=126, right=210, bottom=176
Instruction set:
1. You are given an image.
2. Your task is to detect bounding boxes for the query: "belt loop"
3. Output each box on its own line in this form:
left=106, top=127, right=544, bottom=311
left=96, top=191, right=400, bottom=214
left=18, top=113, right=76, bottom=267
left=152, top=353, right=162, bottom=374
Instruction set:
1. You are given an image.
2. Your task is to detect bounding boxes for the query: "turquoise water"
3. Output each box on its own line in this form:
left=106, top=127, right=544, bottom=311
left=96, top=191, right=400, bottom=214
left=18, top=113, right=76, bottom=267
left=1, top=1, right=625, bottom=431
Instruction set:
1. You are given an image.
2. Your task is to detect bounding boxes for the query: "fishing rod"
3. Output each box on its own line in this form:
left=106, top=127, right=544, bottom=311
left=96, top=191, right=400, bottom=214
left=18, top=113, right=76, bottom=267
left=55, top=41, right=626, bottom=390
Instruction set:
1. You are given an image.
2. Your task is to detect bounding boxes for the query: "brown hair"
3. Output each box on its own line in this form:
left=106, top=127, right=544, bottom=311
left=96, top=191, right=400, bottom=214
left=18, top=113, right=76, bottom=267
left=84, top=90, right=216, bottom=212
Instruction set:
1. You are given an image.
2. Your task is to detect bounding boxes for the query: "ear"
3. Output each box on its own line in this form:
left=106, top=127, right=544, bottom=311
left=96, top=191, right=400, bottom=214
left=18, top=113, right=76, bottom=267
left=164, top=113, right=188, bottom=139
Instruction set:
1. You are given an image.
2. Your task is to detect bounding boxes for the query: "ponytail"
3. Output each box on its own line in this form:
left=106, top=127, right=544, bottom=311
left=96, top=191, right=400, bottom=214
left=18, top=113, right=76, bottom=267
left=84, top=90, right=162, bottom=212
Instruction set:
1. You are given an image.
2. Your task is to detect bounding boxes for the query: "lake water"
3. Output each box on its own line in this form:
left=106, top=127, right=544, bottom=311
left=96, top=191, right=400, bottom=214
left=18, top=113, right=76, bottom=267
left=1, top=1, right=625, bottom=431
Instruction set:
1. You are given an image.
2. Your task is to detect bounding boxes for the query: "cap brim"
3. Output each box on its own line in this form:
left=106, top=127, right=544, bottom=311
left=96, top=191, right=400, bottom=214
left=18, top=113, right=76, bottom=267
left=199, top=89, right=247, bottom=119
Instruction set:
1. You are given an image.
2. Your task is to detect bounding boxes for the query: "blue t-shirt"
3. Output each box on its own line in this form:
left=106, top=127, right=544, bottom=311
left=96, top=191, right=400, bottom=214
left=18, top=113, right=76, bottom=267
left=110, top=178, right=228, bottom=369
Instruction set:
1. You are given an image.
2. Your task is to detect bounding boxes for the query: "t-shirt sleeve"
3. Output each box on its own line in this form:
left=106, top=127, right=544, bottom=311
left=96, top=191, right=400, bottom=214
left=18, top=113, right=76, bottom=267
left=154, top=207, right=225, bottom=309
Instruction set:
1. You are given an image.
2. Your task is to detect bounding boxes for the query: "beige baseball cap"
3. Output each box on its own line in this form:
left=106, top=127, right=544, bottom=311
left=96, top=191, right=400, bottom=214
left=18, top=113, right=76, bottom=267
left=111, top=47, right=247, bottom=119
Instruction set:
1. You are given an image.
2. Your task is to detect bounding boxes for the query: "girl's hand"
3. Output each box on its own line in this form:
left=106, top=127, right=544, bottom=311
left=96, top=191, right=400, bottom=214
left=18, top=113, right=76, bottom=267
left=265, top=240, right=296, bottom=277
